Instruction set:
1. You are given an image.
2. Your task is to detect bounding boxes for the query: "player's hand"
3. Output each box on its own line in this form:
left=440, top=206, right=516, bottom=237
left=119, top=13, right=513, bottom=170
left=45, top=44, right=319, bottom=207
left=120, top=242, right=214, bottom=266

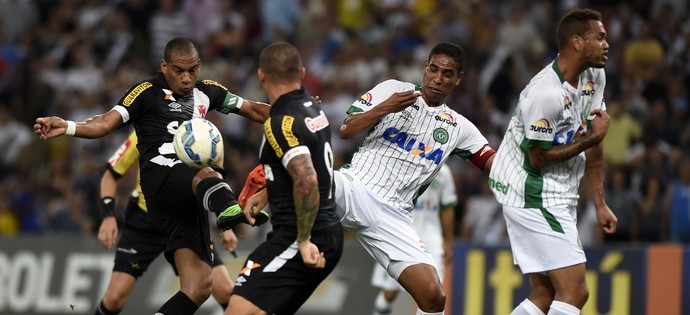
left=34, top=116, right=67, bottom=140
left=220, top=229, right=238, bottom=253
left=243, top=188, right=268, bottom=225
left=298, top=240, right=326, bottom=269
left=595, top=203, right=617, bottom=234
left=379, top=90, right=421, bottom=113
left=588, top=109, right=610, bottom=143
left=98, top=216, right=119, bottom=249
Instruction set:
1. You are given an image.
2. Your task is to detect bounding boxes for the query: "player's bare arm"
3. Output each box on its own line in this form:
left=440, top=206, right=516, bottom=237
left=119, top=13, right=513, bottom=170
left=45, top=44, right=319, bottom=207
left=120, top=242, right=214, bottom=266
left=585, top=143, right=617, bottom=233
left=35, top=110, right=123, bottom=140
left=98, top=169, right=119, bottom=249
left=287, top=153, right=326, bottom=269
left=237, top=99, right=271, bottom=123
left=339, top=90, right=420, bottom=139
left=528, top=109, right=610, bottom=170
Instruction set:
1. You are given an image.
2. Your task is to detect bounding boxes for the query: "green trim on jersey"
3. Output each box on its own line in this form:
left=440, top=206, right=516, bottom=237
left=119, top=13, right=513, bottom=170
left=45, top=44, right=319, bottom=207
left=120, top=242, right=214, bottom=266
left=452, top=148, right=472, bottom=160
left=551, top=60, right=565, bottom=84
left=412, top=182, right=431, bottom=206
left=520, top=138, right=544, bottom=208
left=539, top=207, right=564, bottom=233
left=346, top=105, right=363, bottom=114
left=441, top=201, right=458, bottom=209
left=217, top=91, right=241, bottom=114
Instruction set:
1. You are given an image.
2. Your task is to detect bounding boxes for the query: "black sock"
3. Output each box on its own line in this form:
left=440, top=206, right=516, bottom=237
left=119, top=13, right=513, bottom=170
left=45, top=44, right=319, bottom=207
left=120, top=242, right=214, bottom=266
left=95, top=300, right=120, bottom=315
left=195, top=177, right=238, bottom=215
left=219, top=303, right=228, bottom=310
left=156, top=291, right=199, bottom=315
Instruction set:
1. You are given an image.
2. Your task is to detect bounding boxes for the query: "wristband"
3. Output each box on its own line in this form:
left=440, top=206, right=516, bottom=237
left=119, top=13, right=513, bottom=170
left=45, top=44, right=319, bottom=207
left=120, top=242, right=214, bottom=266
left=65, top=120, right=77, bottom=136
left=100, top=197, right=116, bottom=218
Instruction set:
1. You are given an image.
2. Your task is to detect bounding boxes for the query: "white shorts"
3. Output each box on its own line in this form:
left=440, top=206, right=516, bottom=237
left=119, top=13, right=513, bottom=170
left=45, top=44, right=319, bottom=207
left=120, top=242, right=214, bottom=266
left=370, top=254, right=445, bottom=291
left=334, top=170, right=436, bottom=280
left=502, top=204, right=586, bottom=274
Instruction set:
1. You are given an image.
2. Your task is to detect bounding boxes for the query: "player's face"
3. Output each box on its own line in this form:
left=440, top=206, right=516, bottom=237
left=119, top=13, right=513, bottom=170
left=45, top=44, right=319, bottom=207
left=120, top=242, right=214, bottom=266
left=582, top=20, right=609, bottom=68
left=161, top=52, right=201, bottom=95
left=421, top=54, right=464, bottom=106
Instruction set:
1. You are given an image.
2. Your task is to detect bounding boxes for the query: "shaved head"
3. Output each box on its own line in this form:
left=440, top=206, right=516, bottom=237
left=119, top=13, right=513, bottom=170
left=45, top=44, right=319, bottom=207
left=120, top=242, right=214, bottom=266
left=259, top=42, right=302, bottom=84
left=164, top=37, right=199, bottom=62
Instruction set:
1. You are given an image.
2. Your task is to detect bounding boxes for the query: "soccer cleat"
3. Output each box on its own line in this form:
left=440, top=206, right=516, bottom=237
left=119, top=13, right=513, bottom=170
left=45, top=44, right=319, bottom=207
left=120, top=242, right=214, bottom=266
left=238, top=165, right=267, bottom=209
left=216, top=204, right=270, bottom=230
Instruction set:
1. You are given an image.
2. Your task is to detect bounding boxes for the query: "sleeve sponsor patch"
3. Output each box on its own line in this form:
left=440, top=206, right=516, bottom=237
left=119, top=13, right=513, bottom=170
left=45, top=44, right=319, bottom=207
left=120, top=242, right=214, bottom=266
left=281, top=116, right=299, bottom=147
left=264, top=118, right=283, bottom=158
left=122, top=82, right=152, bottom=106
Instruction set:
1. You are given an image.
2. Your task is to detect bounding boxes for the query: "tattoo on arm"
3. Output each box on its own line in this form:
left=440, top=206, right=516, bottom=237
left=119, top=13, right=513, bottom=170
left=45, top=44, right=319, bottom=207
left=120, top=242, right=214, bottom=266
left=287, top=154, right=320, bottom=243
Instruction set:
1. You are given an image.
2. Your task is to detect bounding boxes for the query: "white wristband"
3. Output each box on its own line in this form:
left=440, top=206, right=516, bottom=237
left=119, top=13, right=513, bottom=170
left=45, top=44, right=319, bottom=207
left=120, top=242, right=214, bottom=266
left=65, top=120, right=76, bottom=136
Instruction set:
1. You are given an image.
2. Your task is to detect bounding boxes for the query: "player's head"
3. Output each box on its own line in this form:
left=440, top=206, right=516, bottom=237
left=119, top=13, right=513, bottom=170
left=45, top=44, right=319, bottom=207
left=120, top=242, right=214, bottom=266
left=258, top=42, right=305, bottom=85
left=161, top=37, right=201, bottom=95
left=557, top=8, right=608, bottom=68
left=421, top=42, right=465, bottom=106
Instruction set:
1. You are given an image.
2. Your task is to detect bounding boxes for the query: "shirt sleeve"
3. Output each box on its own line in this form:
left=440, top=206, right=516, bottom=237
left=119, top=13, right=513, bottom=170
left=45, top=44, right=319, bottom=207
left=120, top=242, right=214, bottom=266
left=106, top=132, right=139, bottom=177
left=346, top=79, right=415, bottom=115
left=586, top=69, right=607, bottom=120
left=521, top=89, right=562, bottom=149
left=451, top=116, right=494, bottom=169
left=201, top=79, right=245, bottom=115
left=263, top=114, right=311, bottom=169
left=113, top=81, right=154, bottom=125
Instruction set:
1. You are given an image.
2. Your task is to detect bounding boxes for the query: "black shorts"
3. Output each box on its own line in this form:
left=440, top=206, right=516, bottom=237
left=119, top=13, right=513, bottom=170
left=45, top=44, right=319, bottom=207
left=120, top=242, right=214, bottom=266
left=232, top=223, right=343, bottom=315
left=113, top=197, right=224, bottom=277
left=140, top=163, right=214, bottom=268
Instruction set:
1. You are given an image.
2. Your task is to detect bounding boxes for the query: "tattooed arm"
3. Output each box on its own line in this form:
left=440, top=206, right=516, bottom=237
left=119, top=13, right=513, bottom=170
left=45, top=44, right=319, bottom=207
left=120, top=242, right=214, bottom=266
left=287, top=153, right=326, bottom=268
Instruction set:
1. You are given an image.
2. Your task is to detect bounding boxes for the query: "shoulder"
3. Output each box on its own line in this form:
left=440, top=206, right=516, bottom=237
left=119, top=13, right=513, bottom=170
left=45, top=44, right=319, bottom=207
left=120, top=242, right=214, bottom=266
left=121, top=79, right=157, bottom=106
left=197, top=79, right=229, bottom=91
left=583, top=67, right=606, bottom=85
left=371, top=79, right=415, bottom=93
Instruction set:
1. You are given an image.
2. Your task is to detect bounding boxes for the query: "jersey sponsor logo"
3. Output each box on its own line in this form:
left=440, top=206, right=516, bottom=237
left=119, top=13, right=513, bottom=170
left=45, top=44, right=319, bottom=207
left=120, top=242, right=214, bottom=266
left=281, top=116, right=299, bottom=147
left=488, top=177, right=510, bottom=195
left=305, top=110, right=329, bottom=132
left=411, top=104, right=420, bottom=110
left=168, top=102, right=182, bottom=112
left=303, top=100, right=313, bottom=107
left=400, top=110, right=413, bottom=120
left=529, top=118, right=553, bottom=133
left=264, top=118, right=284, bottom=157
left=563, top=95, right=572, bottom=110
left=581, top=80, right=595, bottom=96
left=553, top=123, right=586, bottom=145
left=197, top=104, right=207, bottom=118
left=122, top=82, right=152, bottom=106
left=435, top=113, right=457, bottom=127
left=382, top=127, right=443, bottom=165
left=357, top=92, right=373, bottom=106
left=234, top=276, right=246, bottom=286
left=201, top=79, right=228, bottom=90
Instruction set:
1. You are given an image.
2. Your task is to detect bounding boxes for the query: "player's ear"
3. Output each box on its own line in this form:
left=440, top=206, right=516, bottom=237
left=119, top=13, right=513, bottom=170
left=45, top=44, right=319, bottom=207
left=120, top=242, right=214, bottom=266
left=257, top=68, right=265, bottom=83
left=160, top=60, right=167, bottom=74
left=572, top=35, right=584, bottom=52
left=300, top=66, right=306, bottom=81
left=456, top=71, right=464, bottom=85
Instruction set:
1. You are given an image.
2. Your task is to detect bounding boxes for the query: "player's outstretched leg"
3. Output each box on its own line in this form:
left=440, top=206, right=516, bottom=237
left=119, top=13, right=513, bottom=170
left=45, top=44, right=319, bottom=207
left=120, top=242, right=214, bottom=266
left=192, top=167, right=268, bottom=230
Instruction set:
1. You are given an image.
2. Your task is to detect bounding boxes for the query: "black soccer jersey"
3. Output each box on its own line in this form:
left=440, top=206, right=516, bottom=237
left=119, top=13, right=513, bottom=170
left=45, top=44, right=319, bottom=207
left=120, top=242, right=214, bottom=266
left=113, top=72, right=243, bottom=169
left=259, top=88, right=339, bottom=231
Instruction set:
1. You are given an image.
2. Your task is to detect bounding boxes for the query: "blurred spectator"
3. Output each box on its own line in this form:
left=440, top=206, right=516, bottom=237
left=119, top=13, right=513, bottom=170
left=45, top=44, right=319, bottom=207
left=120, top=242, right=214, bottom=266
left=460, top=181, right=506, bottom=245
left=260, top=0, right=301, bottom=44
left=604, top=166, right=639, bottom=243
left=602, top=98, right=641, bottom=166
left=182, top=0, right=219, bottom=45
left=0, top=105, right=32, bottom=178
left=0, top=189, right=18, bottom=237
left=666, top=155, right=690, bottom=243
left=0, top=0, right=38, bottom=43
left=148, top=0, right=190, bottom=68
left=624, top=21, right=664, bottom=80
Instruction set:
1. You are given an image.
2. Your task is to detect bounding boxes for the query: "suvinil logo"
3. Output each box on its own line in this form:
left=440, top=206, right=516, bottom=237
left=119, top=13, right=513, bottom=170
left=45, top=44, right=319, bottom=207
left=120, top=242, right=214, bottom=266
left=529, top=118, right=553, bottom=133
left=435, top=113, right=458, bottom=126
left=382, top=127, right=443, bottom=164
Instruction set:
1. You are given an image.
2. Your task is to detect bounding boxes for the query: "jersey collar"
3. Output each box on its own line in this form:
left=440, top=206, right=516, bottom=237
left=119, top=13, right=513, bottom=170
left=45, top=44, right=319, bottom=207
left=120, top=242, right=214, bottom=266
left=551, top=58, right=565, bottom=84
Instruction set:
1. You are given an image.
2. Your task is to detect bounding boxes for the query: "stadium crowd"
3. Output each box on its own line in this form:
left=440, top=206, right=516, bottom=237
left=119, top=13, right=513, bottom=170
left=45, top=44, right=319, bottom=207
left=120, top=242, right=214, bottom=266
left=0, top=0, right=689, bottom=246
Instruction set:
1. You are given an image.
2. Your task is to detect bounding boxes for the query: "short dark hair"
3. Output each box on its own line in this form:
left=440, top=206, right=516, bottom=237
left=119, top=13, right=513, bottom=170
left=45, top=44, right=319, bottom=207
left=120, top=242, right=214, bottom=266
left=259, top=42, right=302, bottom=83
left=557, top=8, right=603, bottom=50
left=428, top=42, right=465, bottom=72
left=164, top=37, right=199, bottom=62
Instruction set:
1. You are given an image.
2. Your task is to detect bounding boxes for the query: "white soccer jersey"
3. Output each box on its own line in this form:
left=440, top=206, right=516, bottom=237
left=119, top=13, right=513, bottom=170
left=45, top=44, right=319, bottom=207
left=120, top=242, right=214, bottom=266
left=344, top=79, right=489, bottom=213
left=411, top=164, right=457, bottom=257
left=489, top=60, right=606, bottom=208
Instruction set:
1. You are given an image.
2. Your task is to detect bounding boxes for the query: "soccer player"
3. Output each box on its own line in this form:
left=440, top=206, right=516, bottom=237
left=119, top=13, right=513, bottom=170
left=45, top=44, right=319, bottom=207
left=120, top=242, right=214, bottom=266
left=95, top=131, right=236, bottom=315
left=487, top=8, right=617, bottom=315
left=34, top=37, right=270, bottom=315
left=370, top=164, right=456, bottom=315
left=335, top=42, right=495, bottom=315
left=222, top=42, right=343, bottom=315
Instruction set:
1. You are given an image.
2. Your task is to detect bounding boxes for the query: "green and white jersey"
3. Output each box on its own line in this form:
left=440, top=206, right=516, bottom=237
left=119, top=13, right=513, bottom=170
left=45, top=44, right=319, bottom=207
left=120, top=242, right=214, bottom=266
left=489, top=59, right=606, bottom=208
left=411, top=164, right=457, bottom=257
left=343, top=79, right=490, bottom=213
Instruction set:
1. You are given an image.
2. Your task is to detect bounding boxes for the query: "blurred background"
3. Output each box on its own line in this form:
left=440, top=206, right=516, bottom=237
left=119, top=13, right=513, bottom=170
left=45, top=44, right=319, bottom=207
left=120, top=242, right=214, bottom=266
left=0, top=0, right=689, bottom=314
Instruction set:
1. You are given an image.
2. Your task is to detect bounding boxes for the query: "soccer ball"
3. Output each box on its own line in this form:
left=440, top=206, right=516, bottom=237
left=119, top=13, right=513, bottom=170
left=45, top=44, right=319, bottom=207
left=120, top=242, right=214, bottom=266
left=173, top=118, right=224, bottom=168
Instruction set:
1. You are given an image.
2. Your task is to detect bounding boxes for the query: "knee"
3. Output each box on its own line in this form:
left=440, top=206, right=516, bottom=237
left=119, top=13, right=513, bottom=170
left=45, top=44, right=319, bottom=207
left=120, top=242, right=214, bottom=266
left=558, top=282, right=589, bottom=308
left=192, top=167, right=222, bottom=194
left=183, top=277, right=213, bottom=304
left=103, top=289, right=129, bottom=311
left=211, top=279, right=233, bottom=304
left=417, top=285, right=445, bottom=312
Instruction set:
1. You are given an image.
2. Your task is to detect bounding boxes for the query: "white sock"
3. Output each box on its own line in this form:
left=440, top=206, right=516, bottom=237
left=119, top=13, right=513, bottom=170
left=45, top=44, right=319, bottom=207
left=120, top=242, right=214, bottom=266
left=548, top=301, right=580, bottom=315
left=373, top=292, right=392, bottom=315
left=416, top=309, right=443, bottom=315
left=511, top=299, right=546, bottom=315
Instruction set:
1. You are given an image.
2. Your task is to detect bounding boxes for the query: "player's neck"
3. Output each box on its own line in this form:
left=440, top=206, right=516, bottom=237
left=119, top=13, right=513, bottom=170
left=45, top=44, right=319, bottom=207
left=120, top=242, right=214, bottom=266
left=264, top=82, right=302, bottom=105
left=555, top=53, right=587, bottom=88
